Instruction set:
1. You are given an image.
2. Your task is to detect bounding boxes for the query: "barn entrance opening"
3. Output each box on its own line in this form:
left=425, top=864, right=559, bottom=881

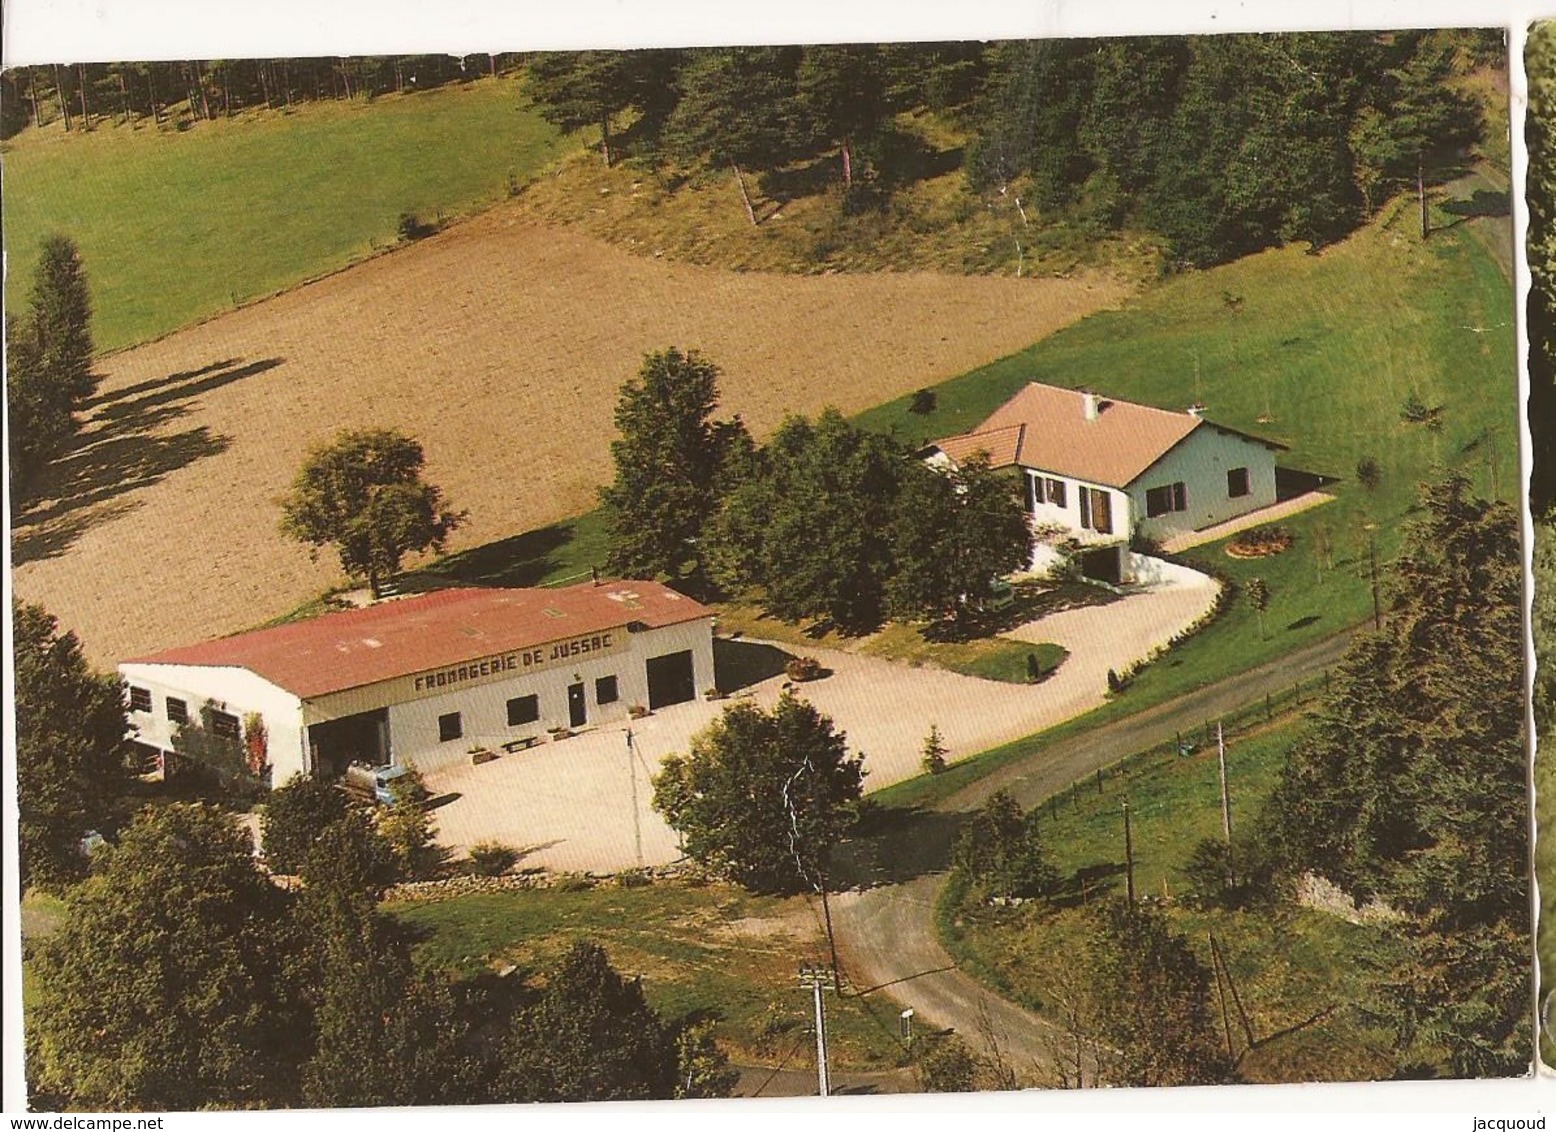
left=308, top=708, right=391, bottom=778
left=646, top=650, right=696, bottom=709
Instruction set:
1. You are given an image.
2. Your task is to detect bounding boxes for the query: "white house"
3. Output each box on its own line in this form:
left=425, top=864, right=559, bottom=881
left=930, top=382, right=1283, bottom=583
left=119, top=580, right=716, bottom=784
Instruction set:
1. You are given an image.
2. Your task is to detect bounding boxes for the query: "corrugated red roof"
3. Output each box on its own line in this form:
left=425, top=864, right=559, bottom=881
left=934, top=382, right=1277, bottom=488
left=123, top=581, right=713, bottom=699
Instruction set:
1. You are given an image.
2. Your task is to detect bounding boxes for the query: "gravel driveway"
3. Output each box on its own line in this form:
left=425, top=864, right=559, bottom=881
left=424, top=563, right=1220, bottom=873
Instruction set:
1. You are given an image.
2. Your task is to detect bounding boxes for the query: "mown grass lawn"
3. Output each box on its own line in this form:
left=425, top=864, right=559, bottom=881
left=386, top=880, right=910, bottom=1072
left=937, top=716, right=1414, bottom=1084
left=2, top=76, right=564, bottom=353
left=713, top=600, right=1068, bottom=685
left=858, top=187, right=1515, bottom=688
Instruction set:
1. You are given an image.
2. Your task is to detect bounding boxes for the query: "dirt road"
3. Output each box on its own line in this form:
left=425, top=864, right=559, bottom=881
left=826, top=627, right=1359, bottom=1080
left=11, top=207, right=1129, bottom=668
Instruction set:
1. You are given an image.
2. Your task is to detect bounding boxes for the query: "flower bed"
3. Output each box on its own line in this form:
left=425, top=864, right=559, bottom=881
left=1225, top=524, right=1294, bottom=559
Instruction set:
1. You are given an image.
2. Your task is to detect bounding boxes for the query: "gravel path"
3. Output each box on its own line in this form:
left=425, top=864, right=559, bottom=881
left=826, top=627, right=1359, bottom=1083
left=424, top=566, right=1219, bottom=873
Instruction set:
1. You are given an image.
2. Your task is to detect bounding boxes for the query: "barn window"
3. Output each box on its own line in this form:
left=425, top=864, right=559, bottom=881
left=1046, top=478, right=1067, bottom=508
left=507, top=695, right=539, bottom=726
left=210, top=709, right=240, bottom=740
left=1227, top=467, right=1250, bottom=498
left=438, top=712, right=462, bottom=742
left=596, top=676, right=619, bottom=705
left=166, top=697, right=188, bottom=724
left=128, top=685, right=152, bottom=713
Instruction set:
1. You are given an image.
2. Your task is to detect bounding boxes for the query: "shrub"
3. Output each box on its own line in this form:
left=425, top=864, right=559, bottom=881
left=397, top=211, right=430, bottom=241
left=617, top=868, right=653, bottom=888
left=916, top=1034, right=978, bottom=1093
left=1356, top=455, right=1382, bottom=492
left=785, top=656, right=823, bottom=682
left=909, top=388, right=937, bottom=415
left=1107, top=668, right=1125, bottom=695
left=467, top=840, right=519, bottom=877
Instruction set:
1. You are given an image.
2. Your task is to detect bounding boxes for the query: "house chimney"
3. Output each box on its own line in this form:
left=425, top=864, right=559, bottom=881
left=1083, top=391, right=1100, bottom=421
left=1186, top=403, right=1206, bottom=419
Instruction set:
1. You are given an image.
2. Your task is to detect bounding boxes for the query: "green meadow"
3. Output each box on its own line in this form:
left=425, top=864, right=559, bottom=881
left=387, top=880, right=909, bottom=1072
left=937, top=717, right=1414, bottom=1084
left=2, top=76, right=563, bottom=353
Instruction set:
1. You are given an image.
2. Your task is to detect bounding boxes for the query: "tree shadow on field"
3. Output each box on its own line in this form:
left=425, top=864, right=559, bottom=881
left=713, top=638, right=794, bottom=692
left=412, top=522, right=577, bottom=590
left=831, top=805, right=969, bottom=888
left=1439, top=188, right=1511, bottom=228
left=11, top=356, right=282, bottom=564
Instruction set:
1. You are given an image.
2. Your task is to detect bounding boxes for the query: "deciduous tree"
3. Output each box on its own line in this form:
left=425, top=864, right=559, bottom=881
left=889, top=454, right=1032, bottom=627
left=261, top=773, right=351, bottom=874
left=28, top=804, right=304, bottom=1109
left=497, top=941, right=682, bottom=1102
left=652, top=693, right=864, bottom=893
left=709, top=409, right=902, bottom=633
left=279, top=428, right=465, bottom=598
left=1078, top=900, right=1234, bottom=1088
left=14, top=601, right=129, bottom=890
left=599, top=348, right=752, bottom=584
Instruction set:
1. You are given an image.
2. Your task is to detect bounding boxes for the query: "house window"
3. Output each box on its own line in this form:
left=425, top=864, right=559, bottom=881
left=1227, top=467, right=1250, bottom=498
left=438, top=712, right=462, bottom=742
left=128, top=685, right=152, bottom=713
left=166, top=697, right=188, bottom=724
left=1146, top=482, right=1188, bottom=518
left=506, top=695, right=539, bottom=727
left=1046, top=478, right=1067, bottom=508
left=1090, top=488, right=1113, bottom=534
left=596, top=676, right=619, bottom=705
left=1079, top=487, right=1112, bottom=534
left=210, top=709, right=240, bottom=740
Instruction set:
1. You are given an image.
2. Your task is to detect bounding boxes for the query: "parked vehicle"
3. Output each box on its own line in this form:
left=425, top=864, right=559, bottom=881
left=341, top=762, right=419, bottom=806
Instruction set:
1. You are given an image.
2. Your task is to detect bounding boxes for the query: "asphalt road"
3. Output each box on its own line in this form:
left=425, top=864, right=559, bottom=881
left=824, top=627, right=1360, bottom=1086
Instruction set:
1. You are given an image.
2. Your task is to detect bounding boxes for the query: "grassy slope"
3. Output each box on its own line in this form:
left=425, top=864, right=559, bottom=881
left=2, top=76, right=564, bottom=353
left=511, top=108, right=1161, bottom=280
left=938, top=716, right=1411, bottom=1084
left=416, top=189, right=1514, bottom=736
left=858, top=191, right=1516, bottom=683
left=387, top=881, right=908, bottom=1072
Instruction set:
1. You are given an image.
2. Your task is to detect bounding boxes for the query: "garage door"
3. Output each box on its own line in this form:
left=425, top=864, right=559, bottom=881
left=645, top=650, right=696, bottom=710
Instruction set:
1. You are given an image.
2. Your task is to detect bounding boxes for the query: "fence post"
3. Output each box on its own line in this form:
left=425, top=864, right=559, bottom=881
left=1097, top=768, right=1104, bottom=794
left=1265, top=692, right=1272, bottom=722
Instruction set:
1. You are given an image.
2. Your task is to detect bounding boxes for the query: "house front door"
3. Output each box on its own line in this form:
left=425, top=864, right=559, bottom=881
left=568, top=682, right=587, bottom=728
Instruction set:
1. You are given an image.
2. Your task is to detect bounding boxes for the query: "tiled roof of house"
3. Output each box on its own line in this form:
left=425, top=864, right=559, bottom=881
left=122, top=581, right=713, bottom=699
left=932, top=382, right=1280, bottom=488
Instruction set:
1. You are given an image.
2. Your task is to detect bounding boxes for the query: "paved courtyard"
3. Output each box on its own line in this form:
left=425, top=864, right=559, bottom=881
left=423, top=561, right=1220, bottom=873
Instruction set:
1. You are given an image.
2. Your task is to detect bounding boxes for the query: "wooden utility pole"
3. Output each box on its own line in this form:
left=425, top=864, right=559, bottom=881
left=625, top=729, right=643, bottom=869
left=1368, top=531, right=1382, bottom=631
left=798, top=964, right=836, bottom=1097
left=1217, top=722, right=1232, bottom=844
left=1122, top=798, right=1135, bottom=905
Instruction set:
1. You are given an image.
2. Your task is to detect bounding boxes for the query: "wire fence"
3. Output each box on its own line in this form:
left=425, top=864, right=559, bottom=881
left=1043, top=668, right=1333, bottom=820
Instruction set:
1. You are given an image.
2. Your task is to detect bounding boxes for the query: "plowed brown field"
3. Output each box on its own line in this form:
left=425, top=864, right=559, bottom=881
left=11, top=206, right=1129, bottom=667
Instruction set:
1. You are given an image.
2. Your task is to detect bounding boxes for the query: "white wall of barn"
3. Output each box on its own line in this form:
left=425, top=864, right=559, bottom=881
left=1127, top=427, right=1278, bottom=544
left=378, top=619, right=716, bottom=775
left=117, top=663, right=309, bottom=783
